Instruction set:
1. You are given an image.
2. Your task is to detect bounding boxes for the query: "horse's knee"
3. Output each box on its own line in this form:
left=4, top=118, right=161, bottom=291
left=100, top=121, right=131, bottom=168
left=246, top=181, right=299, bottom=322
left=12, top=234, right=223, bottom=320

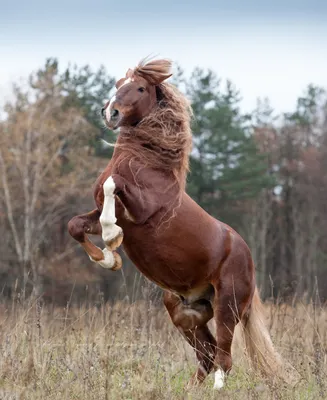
left=68, top=216, right=85, bottom=242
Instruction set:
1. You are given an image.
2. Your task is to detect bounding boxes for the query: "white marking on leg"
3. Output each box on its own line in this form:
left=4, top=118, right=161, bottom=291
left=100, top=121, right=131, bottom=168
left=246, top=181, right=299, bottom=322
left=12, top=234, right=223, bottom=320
left=213, top=369, right=225, bottom=390
left=99, top=176, right=123, bottom=244
left=89, top=247, right=115, bottom=269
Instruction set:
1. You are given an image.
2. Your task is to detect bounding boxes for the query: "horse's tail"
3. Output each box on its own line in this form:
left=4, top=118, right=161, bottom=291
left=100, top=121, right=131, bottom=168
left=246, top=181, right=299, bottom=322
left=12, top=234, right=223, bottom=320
left=242, top=287, right=298, bottom=385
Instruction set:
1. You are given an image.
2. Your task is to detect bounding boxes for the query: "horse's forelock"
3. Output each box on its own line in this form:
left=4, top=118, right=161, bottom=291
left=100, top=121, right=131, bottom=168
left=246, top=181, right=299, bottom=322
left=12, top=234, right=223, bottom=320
left=116, top=58, right=172, bottom=88
left=132, top=58, right=173, bottom=85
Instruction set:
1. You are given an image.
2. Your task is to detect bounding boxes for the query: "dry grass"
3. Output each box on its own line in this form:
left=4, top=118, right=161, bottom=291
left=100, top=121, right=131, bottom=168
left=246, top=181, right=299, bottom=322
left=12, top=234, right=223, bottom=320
left=0, top=295, right=326, bottom=400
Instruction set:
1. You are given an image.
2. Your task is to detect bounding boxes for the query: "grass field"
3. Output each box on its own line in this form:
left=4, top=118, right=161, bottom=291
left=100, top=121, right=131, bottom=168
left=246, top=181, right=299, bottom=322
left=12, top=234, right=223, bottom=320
left=0, top=295, right=326, bottom=399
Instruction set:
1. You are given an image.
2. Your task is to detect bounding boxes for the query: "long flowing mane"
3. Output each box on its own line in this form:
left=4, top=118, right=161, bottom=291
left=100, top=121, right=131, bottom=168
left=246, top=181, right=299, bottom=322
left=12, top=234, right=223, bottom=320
left=113, top=59, right=193, bottom=191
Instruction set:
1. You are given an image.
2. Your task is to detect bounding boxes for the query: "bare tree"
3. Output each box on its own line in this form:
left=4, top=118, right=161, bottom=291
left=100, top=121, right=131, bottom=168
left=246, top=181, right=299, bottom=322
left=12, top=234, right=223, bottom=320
left=0, top=81, right=101, bottom=296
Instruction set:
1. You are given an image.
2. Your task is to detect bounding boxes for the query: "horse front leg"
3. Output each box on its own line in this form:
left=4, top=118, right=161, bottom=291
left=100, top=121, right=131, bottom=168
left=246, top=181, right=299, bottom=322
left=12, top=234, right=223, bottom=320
left=100, top=176, right=124, bottom=250
left=68, top=208, right=122, bottom=271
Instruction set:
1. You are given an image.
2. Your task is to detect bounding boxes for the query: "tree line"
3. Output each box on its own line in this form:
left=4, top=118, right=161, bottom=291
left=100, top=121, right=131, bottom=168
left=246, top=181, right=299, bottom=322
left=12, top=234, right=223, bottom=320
left=0, top=58, right=326, bottom=304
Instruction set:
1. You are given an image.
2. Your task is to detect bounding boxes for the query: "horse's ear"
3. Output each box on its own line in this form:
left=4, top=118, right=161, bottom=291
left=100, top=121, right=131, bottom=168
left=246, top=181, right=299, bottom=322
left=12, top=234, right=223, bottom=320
left=116, top=69, right=135, bottom=88
left=115, top=78, right=125, bottom=89
left=126, top=68, right=134, bottom=79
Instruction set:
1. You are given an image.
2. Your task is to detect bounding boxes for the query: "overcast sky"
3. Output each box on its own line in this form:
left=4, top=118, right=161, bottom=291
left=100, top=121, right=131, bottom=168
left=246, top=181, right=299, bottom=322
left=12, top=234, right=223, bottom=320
left=1, top=0, right=326, bottom=113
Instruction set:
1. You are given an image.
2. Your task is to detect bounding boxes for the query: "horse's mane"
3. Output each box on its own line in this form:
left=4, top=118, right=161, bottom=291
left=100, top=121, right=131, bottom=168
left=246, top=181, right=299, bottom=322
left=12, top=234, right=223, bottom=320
left=114, top=59, right=193, bottom=192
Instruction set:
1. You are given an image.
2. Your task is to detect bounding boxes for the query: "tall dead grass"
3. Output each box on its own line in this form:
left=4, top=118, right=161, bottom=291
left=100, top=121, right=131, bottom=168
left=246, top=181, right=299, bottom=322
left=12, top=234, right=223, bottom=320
left=0, top=294, right=326, bottom=399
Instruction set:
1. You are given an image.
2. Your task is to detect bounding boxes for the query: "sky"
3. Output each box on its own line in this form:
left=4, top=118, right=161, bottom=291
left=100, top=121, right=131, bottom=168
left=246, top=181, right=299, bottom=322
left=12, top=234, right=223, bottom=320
left=1, top=0, right=327, bottom=114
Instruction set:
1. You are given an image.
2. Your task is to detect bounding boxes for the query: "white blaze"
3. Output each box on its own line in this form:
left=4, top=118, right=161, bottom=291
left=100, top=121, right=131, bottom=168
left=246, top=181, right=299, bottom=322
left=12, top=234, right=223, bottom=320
left=105, top=77, right=133, bottom=121
left=105, top=95, right=116, bottom=121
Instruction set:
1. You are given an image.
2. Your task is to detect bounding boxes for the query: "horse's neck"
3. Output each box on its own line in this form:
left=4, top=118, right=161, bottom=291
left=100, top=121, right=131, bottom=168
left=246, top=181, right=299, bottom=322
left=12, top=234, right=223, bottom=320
left=111, top=129, right=188, bottom=190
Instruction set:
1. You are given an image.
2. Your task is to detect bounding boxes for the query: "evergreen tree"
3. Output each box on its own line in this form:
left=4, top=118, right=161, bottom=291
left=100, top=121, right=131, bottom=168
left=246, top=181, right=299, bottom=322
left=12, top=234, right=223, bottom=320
left=60, top=60, right=116, bottom=156
left=28, top=58, right=116, bottom=157
left=186, top=68, right=274, bottom=229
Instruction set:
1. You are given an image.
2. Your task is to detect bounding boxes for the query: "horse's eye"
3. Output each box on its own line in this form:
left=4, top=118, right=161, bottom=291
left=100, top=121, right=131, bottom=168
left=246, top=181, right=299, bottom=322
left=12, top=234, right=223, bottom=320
left=138, top=87, right=145, bottom=93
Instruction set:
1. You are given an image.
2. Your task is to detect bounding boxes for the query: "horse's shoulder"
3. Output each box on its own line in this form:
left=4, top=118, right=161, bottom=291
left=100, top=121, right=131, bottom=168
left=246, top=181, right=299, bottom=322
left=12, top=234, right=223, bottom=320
left=113, top=157, right=173, bottom=189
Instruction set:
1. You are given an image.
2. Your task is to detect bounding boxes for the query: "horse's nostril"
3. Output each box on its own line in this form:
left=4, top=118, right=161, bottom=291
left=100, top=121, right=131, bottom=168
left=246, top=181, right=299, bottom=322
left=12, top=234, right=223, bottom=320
left=111, top=109, right=119, bottom=119
left=101, top=107, right=106, bottom=119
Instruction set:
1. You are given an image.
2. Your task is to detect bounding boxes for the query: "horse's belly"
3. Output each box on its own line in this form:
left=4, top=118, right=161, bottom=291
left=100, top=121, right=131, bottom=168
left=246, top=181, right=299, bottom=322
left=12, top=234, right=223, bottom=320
left=124, top=241, right=214, bottom=302
left=121, top=227, right=214, bottom=294
left=118, top=197, right=227, bottom=294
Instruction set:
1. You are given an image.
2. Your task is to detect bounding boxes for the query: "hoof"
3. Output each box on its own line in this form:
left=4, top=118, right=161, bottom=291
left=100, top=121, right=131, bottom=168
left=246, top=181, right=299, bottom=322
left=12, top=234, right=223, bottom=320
left=94, top=248, right=122, bottom=270
left=105, top=230, right=124, bottom=251
left=186, top=369, right=206, bottom=390
left=111, top=251, right=122, bottom=271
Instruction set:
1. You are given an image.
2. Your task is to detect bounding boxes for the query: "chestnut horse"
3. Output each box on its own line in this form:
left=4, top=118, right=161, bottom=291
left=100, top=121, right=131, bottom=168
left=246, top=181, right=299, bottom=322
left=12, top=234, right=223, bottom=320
left=68, top=58, right=288, bottom=389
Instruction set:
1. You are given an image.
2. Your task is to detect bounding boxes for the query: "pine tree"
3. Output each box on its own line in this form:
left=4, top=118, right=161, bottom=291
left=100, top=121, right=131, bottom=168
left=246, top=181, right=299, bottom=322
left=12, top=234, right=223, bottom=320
left=186, top=68, right=274, bottom=229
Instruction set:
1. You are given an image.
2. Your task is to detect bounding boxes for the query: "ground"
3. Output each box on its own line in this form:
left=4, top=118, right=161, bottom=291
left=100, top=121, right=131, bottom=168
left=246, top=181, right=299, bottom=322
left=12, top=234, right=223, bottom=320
left=0, top=295, right=325, bottom=399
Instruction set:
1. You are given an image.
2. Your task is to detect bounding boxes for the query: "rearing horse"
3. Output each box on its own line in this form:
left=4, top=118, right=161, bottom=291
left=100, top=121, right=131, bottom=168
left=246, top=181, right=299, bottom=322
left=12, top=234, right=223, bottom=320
left=68, top=58, right=288, bottom=389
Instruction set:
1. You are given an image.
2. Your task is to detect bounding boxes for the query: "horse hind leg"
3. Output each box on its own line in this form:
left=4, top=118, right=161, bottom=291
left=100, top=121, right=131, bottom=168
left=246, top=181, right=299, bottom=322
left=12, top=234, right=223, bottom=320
left=163, top=292, right=216, bottom=386
left=211, top=255, right=254, bottom=389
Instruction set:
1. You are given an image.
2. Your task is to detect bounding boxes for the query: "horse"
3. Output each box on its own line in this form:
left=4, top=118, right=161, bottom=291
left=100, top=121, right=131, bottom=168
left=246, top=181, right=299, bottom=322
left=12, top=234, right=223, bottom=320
left=68, top=58, right=289, bottom=390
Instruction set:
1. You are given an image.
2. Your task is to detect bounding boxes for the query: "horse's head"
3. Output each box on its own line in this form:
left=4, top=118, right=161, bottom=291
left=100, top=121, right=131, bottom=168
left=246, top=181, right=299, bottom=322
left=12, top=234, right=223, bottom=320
left=102, top=58, right=172, bottom=130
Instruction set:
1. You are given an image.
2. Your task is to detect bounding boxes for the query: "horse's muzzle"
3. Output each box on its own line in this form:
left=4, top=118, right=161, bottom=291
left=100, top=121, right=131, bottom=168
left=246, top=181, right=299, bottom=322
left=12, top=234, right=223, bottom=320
left=105, top=109, right=122, bottom=131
